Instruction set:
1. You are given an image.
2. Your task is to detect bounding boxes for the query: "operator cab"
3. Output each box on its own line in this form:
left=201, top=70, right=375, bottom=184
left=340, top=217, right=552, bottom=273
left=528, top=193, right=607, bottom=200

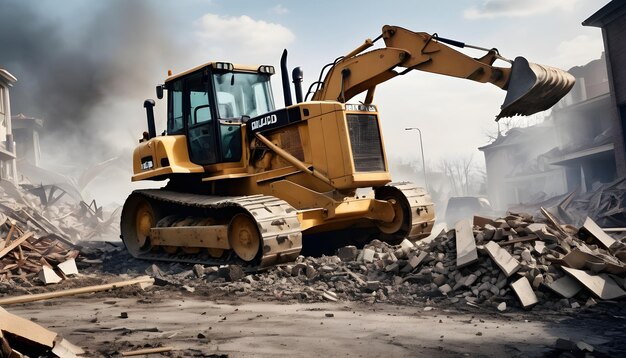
left=163, top=62, right=276, bottom=166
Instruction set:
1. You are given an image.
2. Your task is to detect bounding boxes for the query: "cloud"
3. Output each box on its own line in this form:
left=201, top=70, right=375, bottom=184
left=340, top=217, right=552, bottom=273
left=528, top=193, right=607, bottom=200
left=194, top=13, right=295, bottom=62
left=271, top=4, right=289, bottom=15
left=464, top=0, right=579, bottom=19
left=549, top=34, right=604, bottom=69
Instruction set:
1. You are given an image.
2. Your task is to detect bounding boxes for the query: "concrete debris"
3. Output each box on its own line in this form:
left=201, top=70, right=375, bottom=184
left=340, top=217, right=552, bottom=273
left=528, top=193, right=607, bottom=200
left=0, top=181, right=119, bottom=288
left=38, top=266, right=63, bottom=285
left=57, top=258, right=79, bottom=277
left=544, top=275, right=583, bottom=298
left=455, top=219, right=478, bottom=268
left=510, top=277, right=538, bottom=309
left=80, top=211, right=623, bottom=312
left=561, top=267, right=626, bottom=300
left=483, top=241, right=520, bottom=277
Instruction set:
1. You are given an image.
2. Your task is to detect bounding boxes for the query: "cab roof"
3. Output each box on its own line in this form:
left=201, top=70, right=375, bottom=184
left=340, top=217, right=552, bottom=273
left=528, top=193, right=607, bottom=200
left=165, top=61, right=273, bottom=83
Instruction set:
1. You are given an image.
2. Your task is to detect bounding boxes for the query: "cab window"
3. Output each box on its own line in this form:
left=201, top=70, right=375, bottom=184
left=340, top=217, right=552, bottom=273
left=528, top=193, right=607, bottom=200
left=167, top=80, right=184, bottom=134
left=188, top=73, right=212, bottom=125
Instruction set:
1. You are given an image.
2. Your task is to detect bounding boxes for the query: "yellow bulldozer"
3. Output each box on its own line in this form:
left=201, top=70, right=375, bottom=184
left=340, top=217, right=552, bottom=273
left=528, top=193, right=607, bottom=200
left=121, top=25, right=574, bottom=269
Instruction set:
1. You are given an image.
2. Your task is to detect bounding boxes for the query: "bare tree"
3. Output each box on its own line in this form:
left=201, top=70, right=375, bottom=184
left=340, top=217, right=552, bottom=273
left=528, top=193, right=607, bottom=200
left=440, top=154, right=479, bottom=197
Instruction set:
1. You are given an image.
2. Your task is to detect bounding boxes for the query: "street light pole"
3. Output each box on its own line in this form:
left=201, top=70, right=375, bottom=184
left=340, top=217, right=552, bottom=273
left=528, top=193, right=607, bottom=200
left=405, top=127, right=428, bottom=190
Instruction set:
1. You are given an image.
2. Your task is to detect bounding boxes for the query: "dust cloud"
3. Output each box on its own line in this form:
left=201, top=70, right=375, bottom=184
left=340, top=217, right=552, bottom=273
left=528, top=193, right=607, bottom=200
left=0, top=0, right=178, bottom=205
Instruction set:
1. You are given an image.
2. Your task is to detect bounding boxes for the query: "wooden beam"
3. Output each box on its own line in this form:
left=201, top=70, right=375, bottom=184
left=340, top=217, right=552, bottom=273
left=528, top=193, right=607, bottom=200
left=0, top=276, right=155, bottom=305
left=0, top=232, right=33, bottom=260
left=121, top=347, right=174, bottom=356
left=498, top=235, right=539, bottom=246
left=0, top=222, right=16, bottom=251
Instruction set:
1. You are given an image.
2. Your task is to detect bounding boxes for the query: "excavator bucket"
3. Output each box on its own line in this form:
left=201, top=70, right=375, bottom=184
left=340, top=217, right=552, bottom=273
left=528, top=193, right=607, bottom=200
left=498, top=57, right=575, bottom=120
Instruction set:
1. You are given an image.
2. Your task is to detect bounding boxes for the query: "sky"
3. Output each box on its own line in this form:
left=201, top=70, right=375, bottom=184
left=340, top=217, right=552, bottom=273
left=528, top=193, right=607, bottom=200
left=0, top=0, right=609, bottom=205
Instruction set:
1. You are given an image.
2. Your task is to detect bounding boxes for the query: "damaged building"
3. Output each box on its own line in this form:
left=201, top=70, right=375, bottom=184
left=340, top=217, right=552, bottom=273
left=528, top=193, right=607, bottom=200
left=480, top=0, right=626, bottom=212
left=0, top=69, right=17, bottom=184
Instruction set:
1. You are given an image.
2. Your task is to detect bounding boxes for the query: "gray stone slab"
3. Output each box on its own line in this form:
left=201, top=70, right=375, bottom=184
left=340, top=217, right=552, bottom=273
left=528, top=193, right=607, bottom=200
left=581, top=217, right=617, bottom=251
left=455, top=219, right=478, bottom=268
left=544, top=275, right=583, bottom=298
left=562, top=266, right=626, bottom=300
left=510, top=276, right=538, bottom=308
left=484, top=241, right=521, bottom=277
left=534, top=241, right=546, bottom=255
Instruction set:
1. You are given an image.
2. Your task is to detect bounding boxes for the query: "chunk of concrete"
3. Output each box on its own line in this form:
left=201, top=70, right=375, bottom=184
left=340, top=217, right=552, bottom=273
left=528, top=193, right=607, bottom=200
left=579, top=217, right=617, bottom=251
left=57, top=259, right=79, bottom=277
left=337, top=246, right=358, bottom=262
left=534, top=241, right=546, bottom=255
left=399, top=239, right=415, bottom=252
left=510, top=277, right=538, bottom=309
left=544, top=275, right=583, bottom=298
left=362, top=248, right=375, bottom=263
left=483, top=241, right=520, bottom=277
left=455, top=219, right=478, bottom=268
left=438, top=284, right=452, bottom=295
left=38, top=266, right=62, bottom=285
left=401, top=251, right=427, bottom=273
left=561, top=266, right=626, bottom=300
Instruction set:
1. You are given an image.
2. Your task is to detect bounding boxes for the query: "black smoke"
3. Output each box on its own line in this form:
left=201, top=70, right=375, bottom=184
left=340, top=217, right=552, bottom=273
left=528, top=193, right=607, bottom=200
left=0, top=0, right=177, bottom=161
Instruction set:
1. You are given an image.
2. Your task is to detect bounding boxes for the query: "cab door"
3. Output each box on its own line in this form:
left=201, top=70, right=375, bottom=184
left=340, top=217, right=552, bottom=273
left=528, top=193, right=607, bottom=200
left=185, top=71, right=218, bottom=165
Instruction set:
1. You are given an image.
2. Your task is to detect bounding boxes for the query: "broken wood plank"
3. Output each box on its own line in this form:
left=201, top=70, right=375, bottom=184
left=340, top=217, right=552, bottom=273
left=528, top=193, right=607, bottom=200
left=484, top=241, right=521, bottom=277
left=0, top=306, right=57, bottom=349
left=455, top=219, right=478, bottom=268
left=544, top=275, right=583, bottom=298
left=473, top=215, right=497, bottom=228
left=121, top=347, right=174, bottom=357
left=0, top=222, right=16, bottom=251
left=602, top=228, right=626, bottom=232
left=498, top=235, right=539, bottom=246
left=510, top=276, right=538, bottom=309
left=540, top=207, right=568, bottom=238
left=561, top=266, right=626, bottom=300
left=0, top=276, right=155, bottom=305
left=579, top=217, right=617, bottom=251
left=0, top=232, right=34, bottom=260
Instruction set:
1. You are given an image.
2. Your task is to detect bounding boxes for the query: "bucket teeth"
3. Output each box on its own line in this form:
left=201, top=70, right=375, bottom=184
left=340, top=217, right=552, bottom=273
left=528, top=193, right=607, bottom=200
left=497, top=57, right=575, bottom=120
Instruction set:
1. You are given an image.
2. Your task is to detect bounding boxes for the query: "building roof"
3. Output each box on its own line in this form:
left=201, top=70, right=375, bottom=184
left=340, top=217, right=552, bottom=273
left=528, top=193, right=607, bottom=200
left=12, top=113, right=44, bottom=129
left=478, top=123, right=552, bottom=151
left=583, top=0, right=626, bottom=27
left=0, top=68, right=17, bottom=84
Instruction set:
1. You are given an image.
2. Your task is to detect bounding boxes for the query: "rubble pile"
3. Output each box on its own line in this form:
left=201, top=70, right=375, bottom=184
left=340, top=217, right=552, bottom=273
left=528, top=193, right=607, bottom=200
left=164, top=212, right=626, bottom=310
left=0, top=182, right=119, bottom=243
left=0, top=217, right=79, bottom=285
left=513, top=176, right=626, bottom=228
left=0, top=181, right=118, bottom=288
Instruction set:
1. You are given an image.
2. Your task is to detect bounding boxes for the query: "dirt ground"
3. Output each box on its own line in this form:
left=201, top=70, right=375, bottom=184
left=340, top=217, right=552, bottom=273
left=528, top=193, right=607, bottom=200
left=6, top=288, right=626, bottom=357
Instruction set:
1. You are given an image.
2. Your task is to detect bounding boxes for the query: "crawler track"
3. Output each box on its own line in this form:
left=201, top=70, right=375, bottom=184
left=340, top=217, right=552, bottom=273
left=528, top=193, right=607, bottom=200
left=121, top=190, right=302, bottom=270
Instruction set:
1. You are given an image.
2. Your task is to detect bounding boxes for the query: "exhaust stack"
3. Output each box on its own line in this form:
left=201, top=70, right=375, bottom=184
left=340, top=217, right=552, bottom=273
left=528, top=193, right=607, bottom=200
left=281, top=49, right=293, bottom=107
left=498, top=57, right=575, bottom=120
left=144, top=99, right=156, bottom=139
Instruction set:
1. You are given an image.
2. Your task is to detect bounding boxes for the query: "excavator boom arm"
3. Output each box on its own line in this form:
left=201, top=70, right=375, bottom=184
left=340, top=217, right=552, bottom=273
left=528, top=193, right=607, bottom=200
left=312, top=25, right=574, bottom=120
